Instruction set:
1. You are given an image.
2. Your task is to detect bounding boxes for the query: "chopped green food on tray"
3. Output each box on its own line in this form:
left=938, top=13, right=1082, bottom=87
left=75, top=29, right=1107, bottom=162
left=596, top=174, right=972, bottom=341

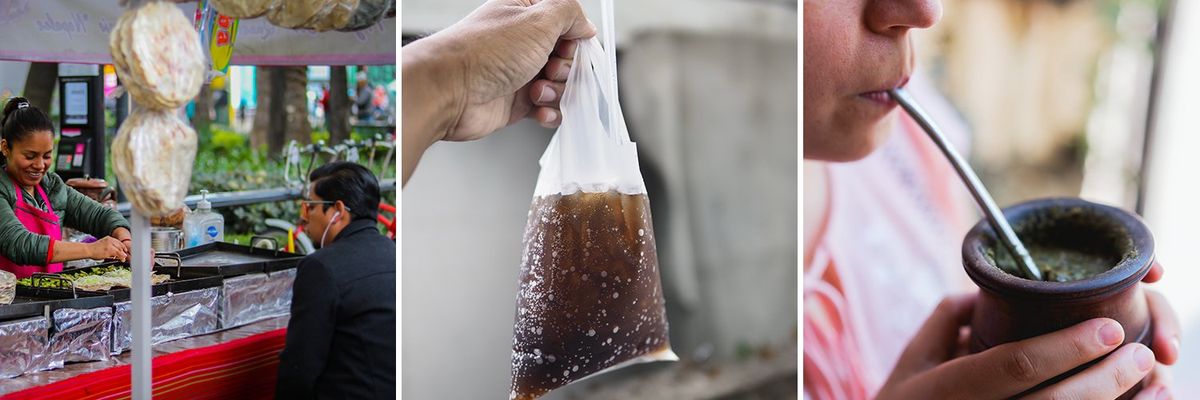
left=15, top=267, right=170, bottom=292
left=71, top=269, right=170, bottom=291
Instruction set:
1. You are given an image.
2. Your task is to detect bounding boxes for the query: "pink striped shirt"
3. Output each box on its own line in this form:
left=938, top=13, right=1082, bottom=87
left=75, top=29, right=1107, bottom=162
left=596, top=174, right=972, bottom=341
left=804, top=80, right=977, bottom=399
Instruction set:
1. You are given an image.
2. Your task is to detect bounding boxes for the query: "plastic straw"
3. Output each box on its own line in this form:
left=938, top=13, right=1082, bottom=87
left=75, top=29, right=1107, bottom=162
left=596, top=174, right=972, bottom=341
left=601, top=0, right=618, bottom=137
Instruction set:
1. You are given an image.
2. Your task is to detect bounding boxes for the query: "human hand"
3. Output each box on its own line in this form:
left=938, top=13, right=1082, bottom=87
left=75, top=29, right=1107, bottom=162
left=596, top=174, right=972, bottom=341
left=1133, top=261, right=1181, bottom=399
left=111, top=227, right=133, bottom=247
left=405, top=0, right=596, bottom=141
left=89, top=236, right=130, bottom=262
left=877, top=293, right=1156, bottom=399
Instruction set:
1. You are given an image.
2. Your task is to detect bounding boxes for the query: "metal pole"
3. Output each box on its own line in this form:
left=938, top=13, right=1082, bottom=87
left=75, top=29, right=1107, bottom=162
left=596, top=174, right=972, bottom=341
left=114, top=178, right=396, bottom=217
left=890, top=88, right=1043, bottom=281
left=131, top=211, right=151, bottom=399
left=120, top=1, right=155, bottom=396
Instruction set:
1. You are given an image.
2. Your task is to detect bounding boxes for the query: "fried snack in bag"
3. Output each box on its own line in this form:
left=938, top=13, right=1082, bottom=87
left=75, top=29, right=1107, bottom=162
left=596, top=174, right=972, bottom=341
left=109, top=1, right=206, bottom=111
left=509, top=37, right=676, bottom=400
left=209, top=0, right=277, bottom=19
left=336, top=0, right=390, bottom=32
left=112, top=110, right=198, bottom=217
left=0, top=270, right=14, bottom=305
left=266, top=0, right=327, bottom=29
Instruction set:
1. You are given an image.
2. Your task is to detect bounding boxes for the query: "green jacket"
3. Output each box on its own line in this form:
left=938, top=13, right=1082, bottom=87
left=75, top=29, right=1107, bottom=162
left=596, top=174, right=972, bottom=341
left=0, top=171, right=129, bottom=265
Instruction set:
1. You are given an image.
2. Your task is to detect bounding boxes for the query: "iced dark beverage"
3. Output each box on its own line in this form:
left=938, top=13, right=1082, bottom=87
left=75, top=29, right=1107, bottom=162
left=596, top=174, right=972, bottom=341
left=509, top=190, right=674, bottom=400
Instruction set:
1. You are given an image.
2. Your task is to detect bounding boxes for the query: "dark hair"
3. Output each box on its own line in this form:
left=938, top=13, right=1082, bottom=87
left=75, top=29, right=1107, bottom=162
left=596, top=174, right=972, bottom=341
left=0, top=97, right=54, bottom=165
left=309, top=161, right=380, bottom=221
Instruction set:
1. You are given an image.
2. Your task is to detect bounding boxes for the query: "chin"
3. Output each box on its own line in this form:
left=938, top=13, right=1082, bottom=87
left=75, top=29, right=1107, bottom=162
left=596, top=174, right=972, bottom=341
left=805, top=120, right=894, bottom=162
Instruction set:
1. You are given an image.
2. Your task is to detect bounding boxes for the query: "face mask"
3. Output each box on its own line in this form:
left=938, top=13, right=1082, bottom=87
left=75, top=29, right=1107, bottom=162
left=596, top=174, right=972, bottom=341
left=319, top=211, right=342, bottom=249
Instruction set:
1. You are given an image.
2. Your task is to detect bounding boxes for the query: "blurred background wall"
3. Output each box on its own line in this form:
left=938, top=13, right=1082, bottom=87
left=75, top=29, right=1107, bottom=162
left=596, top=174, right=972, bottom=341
left=915, top=0, right=1159, bottom=208
left=402, top=1, right=798, bottom=399
left=1138, top=1, right=1200, bottom=397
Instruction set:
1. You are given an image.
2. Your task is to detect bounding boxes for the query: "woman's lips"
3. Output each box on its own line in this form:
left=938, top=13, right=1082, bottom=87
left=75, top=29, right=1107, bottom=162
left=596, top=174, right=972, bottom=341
left=859, top=90, right=896, bottom=108
left=859, top=76, right=909, bottom=108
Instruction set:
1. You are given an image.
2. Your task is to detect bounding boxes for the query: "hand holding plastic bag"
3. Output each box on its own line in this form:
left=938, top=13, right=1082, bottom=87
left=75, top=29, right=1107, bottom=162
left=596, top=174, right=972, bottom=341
left=509, top=35, right=676, bottom=400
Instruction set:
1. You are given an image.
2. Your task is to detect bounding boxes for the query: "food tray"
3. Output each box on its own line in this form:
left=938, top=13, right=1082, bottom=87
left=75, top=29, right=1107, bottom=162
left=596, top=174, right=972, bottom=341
left=1, top=292, right=113, bottom=323
left=22, top=262, right=223, bottom=303
left=157, top=241, right=304, bottom=278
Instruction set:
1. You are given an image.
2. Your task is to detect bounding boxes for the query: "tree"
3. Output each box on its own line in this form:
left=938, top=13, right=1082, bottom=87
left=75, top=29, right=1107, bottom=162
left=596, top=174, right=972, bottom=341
left=192, top=83, right=212, bottom=135
left=251, top=66, right=311, bottom=156
left=22, top=63, right=58, bottom=112
left=267, top=66, right=287, bottom=155
left=283, top=66, right=311, bottom=147
left=328, top=66, right=351, bottom=144
left=251, top=67, right=272, bottom=150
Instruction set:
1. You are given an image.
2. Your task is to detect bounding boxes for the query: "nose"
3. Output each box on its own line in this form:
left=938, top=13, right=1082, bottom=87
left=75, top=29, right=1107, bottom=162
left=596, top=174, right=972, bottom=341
left=865, top=0, right=942, bottom=36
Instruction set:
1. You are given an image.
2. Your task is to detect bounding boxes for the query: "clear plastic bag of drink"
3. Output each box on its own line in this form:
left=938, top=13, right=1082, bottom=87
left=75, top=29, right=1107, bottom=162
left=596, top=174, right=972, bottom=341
left=509, top=37, right=677, bottom=400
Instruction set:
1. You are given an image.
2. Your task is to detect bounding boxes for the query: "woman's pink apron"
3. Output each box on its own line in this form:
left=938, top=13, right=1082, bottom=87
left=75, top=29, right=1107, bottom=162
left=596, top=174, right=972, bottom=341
left=0, top=183, right=62, bottom=279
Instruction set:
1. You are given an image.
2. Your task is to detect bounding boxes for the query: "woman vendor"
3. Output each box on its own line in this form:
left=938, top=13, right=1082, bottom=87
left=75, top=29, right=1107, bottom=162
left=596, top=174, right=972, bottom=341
left=0, top=97, right=130, bottom=279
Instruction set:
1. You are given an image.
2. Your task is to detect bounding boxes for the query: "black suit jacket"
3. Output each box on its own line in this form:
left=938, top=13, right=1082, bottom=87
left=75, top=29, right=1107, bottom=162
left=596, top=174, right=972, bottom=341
left=276, top=219, right=396, bottom=399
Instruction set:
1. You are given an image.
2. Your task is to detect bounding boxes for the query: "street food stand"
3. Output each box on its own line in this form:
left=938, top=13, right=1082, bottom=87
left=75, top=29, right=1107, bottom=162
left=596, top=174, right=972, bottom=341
left=0, top=1, right=394, bottom=398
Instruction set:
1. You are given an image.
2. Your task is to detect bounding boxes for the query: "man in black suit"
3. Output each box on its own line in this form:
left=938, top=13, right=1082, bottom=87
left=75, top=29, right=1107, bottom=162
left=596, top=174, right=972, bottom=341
left=277, top=161, right=395, bottom=399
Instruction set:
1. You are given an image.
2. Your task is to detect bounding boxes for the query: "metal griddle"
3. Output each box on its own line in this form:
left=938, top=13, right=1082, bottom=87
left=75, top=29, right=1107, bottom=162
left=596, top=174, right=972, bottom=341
left=19, top=262, right=222, bottom=303
left=0, top=291, right=113, bottom=323
left=155, top=241, right=304, bottom=278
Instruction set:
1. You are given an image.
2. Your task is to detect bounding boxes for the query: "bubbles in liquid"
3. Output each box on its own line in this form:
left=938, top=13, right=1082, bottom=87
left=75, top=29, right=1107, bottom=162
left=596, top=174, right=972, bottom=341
left=509, top=191, right=671, bottom=399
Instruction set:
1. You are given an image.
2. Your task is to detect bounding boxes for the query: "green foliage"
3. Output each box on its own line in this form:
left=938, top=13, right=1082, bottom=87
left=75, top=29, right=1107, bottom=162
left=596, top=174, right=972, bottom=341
left=105, top=112, right=117, bottom=133
left=352, top=127, right=392, bottom=141
left=210, top=126, right=245, bottom=151
left=311, top=129, right=330, bottom=144
left=224, top=232, right=257, bottom=246
left=190, top=130, right=299, bottom=235
left=103, top=120, right=394, bottom=236
left=188, top=126, right=395, bottom=235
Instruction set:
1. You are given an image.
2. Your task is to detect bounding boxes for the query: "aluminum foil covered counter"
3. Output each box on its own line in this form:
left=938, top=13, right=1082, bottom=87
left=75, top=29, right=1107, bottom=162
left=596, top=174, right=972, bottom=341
left=221, top=268, right=296, bottom=329
left=47, top=307, right=112, bottom=368
left=111, top=286, right=221, bottom=354
left=0, top=316, right=49, bottom=378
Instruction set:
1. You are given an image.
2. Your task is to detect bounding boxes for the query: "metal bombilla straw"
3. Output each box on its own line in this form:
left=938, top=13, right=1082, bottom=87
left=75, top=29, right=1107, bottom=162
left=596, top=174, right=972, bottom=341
left=888, top=87, right=1043, bottom=281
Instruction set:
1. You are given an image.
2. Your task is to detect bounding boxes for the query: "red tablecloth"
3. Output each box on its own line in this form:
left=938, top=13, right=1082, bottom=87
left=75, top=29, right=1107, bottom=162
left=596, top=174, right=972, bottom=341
left=2, top=328, right=287, bottom=400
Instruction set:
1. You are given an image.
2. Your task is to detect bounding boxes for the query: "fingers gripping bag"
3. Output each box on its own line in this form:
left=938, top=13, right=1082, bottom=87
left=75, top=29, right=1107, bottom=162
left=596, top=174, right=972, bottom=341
left=508, top=36, right=677, bottom=400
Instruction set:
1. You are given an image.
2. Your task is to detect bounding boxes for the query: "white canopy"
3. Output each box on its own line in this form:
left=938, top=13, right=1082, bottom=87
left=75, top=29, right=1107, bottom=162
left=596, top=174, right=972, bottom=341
left=0, top=2, right=395, bottom=65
